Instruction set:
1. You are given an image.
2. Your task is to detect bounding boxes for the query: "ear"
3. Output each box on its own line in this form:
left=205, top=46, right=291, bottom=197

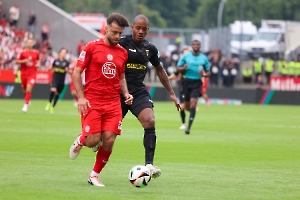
left=105, top=25, right=108, bottom=33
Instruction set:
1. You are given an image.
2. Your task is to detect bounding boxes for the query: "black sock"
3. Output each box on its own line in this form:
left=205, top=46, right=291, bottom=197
left=49, top=91, right=55, bottom=103
left=52, top=94, right=59, bottom=107
left=143, top=127, right=156, bottom=165
left=180, top=110, right=186, bottom=124
left=188, top=108, right=196, bottom=130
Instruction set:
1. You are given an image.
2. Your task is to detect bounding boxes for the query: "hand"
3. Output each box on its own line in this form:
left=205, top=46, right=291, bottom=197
left=199, top=70, right=205, bottom=77
left=170, top=94, right=181, bottom=111
left=77, top=97, right=91, bottom=116
left=124, top=94, right=133, bottom=105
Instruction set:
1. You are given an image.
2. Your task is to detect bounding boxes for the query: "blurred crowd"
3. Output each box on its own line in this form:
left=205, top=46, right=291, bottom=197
left=0, top=3, right=77, bottom=72
left=150, top=45, right=239, bottom=88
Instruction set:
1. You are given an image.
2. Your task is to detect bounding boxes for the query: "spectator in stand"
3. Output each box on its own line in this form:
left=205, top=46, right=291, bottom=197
left=9, top=4, right=20, bottom=27
left=255, top=75, right=264, bottom=89
left=0, top=2, right=2, bottom=17
left=209, top=52, right=219, bottom=87
left=242, top=67, right=253, bottom=84
left=253, top=58, right=263, bottom=83
left=228, top=58, right=238, bottom=87
left=28, top=11, right=37, bottom=33
left=41, top=22, right=50, bottom=42
left=222, top=59, right=230, bottom=87
left=264, top=56, right=275, bottom=84
left=161, top=51, right=171, bottom=76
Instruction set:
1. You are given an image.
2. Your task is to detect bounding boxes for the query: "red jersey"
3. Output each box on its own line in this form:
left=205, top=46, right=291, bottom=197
left=17, top=49, right=39, bottom=77
left=77, top=39, right=128, bottom=104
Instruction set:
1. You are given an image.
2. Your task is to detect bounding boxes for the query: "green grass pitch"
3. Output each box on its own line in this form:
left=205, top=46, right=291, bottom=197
left=0, top=99, right=299, bottom=200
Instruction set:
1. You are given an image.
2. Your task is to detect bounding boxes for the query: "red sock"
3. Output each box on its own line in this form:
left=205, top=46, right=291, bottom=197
left=25, top=92, right=31, bottom=104
left=79, top=134, right=86, bottom=146
left=93, top=146, right=112, bottom=174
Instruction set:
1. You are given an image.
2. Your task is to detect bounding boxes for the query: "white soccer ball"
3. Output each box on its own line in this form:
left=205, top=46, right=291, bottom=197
left=128, top=165, right=151, bottom=188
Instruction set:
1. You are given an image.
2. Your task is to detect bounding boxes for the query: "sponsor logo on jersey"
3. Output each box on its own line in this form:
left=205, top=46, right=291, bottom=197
left=102, top=62, right=116, bottom=78
left=129, top=49, right=136, bottom=52
left=54, top=68, right=65, bottom=73
left=126, top=63, right=146, bottom=70
left=107, top=54, right=113, bottom=61
left=78, top=51, right=86, bottom=62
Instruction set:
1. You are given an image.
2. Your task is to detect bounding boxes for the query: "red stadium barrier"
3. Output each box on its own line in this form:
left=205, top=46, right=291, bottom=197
left=0, top=70, right=53, bottom=84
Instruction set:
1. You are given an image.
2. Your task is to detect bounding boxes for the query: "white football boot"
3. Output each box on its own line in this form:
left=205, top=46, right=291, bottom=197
left=22, top=104, right=28, bottom=112
left=146, top=164, right=161, bottom=179
left=69, top=134, right=83, bottom=160
left=179, top=124, right=186, bottom=130
left=88, top=176, right=105, bottom=187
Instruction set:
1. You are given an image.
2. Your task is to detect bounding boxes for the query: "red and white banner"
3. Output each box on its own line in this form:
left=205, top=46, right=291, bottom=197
left=0, top=70, right=53, bottom=84
left=270, top=76, right=300, bottom=91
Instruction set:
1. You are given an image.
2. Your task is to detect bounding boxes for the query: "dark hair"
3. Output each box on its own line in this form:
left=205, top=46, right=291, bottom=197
left=59, top=48, right=68, bottom=53
left=133, top=14, right=149, bottom=25
left=192, top=40, right=201, bottom=44
left=107, top=13, right=129, bottom=28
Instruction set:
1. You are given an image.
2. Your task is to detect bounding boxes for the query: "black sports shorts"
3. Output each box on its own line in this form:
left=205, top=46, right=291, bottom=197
left=51, top=80, right=65, bottom=94
left=183, top=79, right=202, bottom=101
left=121, top=89, right=153, bottom=118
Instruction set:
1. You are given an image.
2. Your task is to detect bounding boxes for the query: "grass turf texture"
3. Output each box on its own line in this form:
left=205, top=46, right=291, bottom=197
left=0, top=99, right=299, bottom=200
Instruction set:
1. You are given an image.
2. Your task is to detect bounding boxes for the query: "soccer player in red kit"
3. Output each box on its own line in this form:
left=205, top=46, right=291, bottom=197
left=16, top=38, right=40, bottom=112
left=69, top=13, right=133, bottom=187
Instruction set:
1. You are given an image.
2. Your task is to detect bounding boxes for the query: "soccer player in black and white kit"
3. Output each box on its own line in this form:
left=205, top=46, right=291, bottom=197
left=118, top=15, right=180, bottom=178
left=45, top=48, right=70, bottom=113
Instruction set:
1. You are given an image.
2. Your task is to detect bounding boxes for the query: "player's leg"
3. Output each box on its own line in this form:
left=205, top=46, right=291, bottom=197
left=131, top=93, right=161, bottom=178
left=70, top=108, right=101, bottom=159
left=88, top=107, right=122, bottom=187
left=185, top=80, right=202, bottom=134
left=179, top=89, right=186, bottom=130
left=50, top=83, right=63, bottom=113
left=22, top=77, right=35, bottom=112
left=45, top=86, right=56, bottom=111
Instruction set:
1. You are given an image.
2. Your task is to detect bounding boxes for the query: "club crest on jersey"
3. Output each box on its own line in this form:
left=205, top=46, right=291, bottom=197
left=146, top=50, right=149, bottom=57
left=79, top=51, right=86, bottom=62
left=102, top=62, right=116, bottom=79
left=107, top=54, right=113, bottom=61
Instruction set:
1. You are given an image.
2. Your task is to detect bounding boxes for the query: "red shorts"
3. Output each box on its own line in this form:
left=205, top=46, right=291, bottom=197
left=21, top=75, right=36, bottom=89
left=70, top=82, right=75, bottom=92
left=81, top=102, right=122, bottom=136
left=201, top=77, right=208, bottom=94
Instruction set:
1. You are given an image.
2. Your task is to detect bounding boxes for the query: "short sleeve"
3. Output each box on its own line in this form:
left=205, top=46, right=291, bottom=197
left=17, top=51, right=24, bottom=60
left=204, top=56, right=211, bottom=71
left=52, top=60, right=56, bottom=67
left=77, top=43, right=92, bottom=69
left=177, top=54, right=187, bottom=67
left=149, top=45, right=160, bottom=67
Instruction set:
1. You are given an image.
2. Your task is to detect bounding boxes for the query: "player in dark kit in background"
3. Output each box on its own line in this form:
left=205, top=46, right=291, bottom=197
left=118, top=14, right=180, bottom=178
left=45, top=48, right=70, bottom=113
left=177, top=40, right=210, bottom=134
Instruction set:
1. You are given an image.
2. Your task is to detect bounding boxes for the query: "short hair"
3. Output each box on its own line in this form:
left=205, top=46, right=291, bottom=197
left=192, top=40, right=201, bottom=44
left=107, top=13, right=129, bottom=28
left=59, top=48, right=68, bottom=53
left=133, top=14, right=149, bottom=25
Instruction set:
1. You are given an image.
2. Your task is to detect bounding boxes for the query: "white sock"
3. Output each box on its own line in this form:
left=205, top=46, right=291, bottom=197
left=90, top=170, right=99, bottom=177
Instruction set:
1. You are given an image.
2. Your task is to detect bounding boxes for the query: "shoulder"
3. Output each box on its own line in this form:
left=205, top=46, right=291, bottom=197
left=144, top=40, right=157, bottom=50
left=119, top=35, right=131, bottom=46
left=116, top=44, right=128, bottom=54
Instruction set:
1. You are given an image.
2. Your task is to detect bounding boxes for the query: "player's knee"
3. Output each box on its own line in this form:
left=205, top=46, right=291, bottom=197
left=142, top=117, right=155, bottom=128
left=85, top=135, right=101, bottom=148
left=102, top=134, right=116, bottom=151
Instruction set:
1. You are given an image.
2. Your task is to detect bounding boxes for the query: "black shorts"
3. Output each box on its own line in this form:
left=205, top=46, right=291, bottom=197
left=51, top=80, right=65, bottom=94
left=183, top=79, right=202, bottom=101
left=121, top=89, right=153, bottom=118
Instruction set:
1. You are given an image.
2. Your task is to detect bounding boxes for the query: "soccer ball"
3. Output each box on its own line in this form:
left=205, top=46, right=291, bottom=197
left=128, top=165, right=151, bottom=188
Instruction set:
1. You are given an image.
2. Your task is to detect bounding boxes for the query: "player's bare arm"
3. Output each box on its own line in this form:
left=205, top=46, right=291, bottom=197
left=120, top=73, right=133, bottom=105
left=72, top=66, right=90, bottom=115
left=36, top=60, right=40, bottom=68
left=15, top=59, right=29, bottom=64
left=199, top=70, right=211, bottom=77
left=168, top=73, right=177, bottom=80
left=176, top=64, right=187, bottom=72
left=155, top=63, right=181, bottom=111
